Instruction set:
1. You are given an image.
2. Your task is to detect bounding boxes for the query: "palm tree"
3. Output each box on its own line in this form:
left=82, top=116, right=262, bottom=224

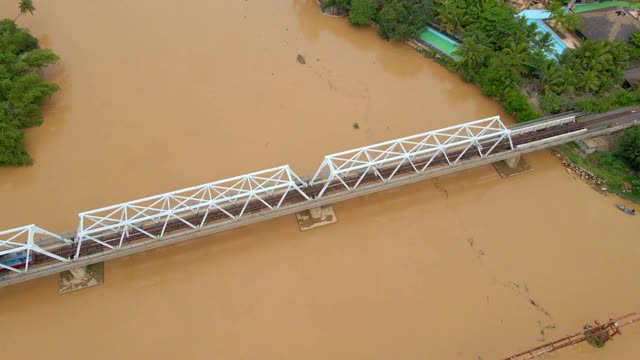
left=561, top=12, right=583, bottom=33
left=15, top=0, right=35, bottom=21
left=549, top=7, right=567, bottom=33
left=436, top=0, right=465, bottom=34
left=534, top=32, right=554, bottom=55
left=578, top=70, right=600, bottom=94
left=453, top=36, right=490, bottom=70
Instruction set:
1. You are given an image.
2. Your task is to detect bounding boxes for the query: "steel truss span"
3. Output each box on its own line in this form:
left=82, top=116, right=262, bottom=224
left=309, top=116, right=513, bottom=197
left=5, top=110, right=627, bottom=285
left=74, top=165, right=309, bottom=258
left=0, top=225, right=72, bottom=273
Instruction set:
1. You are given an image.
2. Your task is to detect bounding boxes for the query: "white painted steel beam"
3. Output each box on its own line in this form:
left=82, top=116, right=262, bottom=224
left=4, top=110, right=628, bottom=286
left=309, top=116, right=513, bottom=197
left=3, top=121, right=620, bottom=288
left=74, top=165, right=309, bottom=258
left=0, top=225, right=72, bottom=273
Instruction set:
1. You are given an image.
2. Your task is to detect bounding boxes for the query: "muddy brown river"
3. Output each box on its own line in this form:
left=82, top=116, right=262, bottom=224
left=1, top=1, right=639, bottom=359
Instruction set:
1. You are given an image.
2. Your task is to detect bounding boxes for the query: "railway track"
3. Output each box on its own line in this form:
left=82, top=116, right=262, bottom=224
left=2, top=107, right=638, bottom=285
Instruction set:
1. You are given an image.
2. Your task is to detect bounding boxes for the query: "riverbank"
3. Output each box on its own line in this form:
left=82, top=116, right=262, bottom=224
left=556, top=143, right=640, bottom=203
left=2, top=1, right=639, bottom=359
left=314, top=1, right=639, bottom=203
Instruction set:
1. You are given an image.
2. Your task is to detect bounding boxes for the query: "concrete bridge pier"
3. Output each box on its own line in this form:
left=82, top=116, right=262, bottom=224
left=309, top=206, right=323, bottom=219
left=68, top=266, right=87, bottom=280
left=504, top=155, right=521, bottom=169
left=59, top=263, right=104, bottom=295
left=493, top=155, right=532, bottom=178
left=295, top=205, right=338, bottom=231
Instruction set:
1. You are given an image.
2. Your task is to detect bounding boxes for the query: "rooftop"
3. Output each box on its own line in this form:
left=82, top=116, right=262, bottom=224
left=577, top=6, right=640, bottom=42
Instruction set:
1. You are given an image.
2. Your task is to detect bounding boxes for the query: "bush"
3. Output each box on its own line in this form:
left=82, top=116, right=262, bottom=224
left=540, top=90, right=561, bottom=113
left=348, top=0, right=376, bottom=25
left=502, top=90, right=541, bottom=122
left=575, top=89, right=640, bottom=113
left=616, top=126, right=640, bottom=171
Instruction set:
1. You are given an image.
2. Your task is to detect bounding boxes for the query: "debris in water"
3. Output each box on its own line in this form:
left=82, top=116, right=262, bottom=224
left=297, top=54, right=306, bottom=64
left=352, top=122, right=360, bottom=130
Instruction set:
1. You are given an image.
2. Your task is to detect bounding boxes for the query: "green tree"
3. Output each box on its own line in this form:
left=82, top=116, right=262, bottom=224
left=376, top=0, right=433, bottom=41
left=453, top=34, right=491, bottom=71
left=502, top=90, right=541, bottom=122
left=533, top=32, right=554, bottom=56
left=562, top=12, right=583, bottom=33
left=577, top=69, right=600, bottom=93
left=616, top=126, right=640, bottom=171
left=15, top=0, right=35, bottom=21
left=540, top=90, right=562, bottom=113
left=0, top=19, right=59, bottom=166
left=348, top=0, right=376, bottom=25
left=632, top=31, right=640, bottom=47
left=477, top=52, right=523, bottom=97
left=435, top=0, right=466, bottom=34
left=550, top=8, right=583, bottom=34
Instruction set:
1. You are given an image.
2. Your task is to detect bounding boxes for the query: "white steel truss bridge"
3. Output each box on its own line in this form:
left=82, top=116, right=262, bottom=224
left=1, top=108, right=638, bottom=287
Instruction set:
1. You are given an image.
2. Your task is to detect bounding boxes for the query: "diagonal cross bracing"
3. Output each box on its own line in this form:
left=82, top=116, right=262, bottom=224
left=0, top=225, right=72, bottom=273
left=74, top=165, right=309, bottom=258
left=309, top=116, right=513, bottom=197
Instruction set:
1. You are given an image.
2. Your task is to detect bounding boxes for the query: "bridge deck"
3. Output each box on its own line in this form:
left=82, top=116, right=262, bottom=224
left=1, top=108, right=638, bottom=287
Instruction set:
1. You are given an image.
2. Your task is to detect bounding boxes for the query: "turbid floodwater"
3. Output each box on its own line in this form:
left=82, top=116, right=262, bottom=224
left=0, top=1, right=639, bottom=359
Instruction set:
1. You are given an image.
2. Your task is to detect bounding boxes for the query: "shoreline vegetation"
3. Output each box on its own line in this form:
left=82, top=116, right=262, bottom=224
left=0, top=1, right=59, bottom=166
left=317, top=0, right=640, bottom=203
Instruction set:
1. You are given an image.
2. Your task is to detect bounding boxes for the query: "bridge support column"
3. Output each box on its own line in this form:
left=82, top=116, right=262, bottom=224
left=69, top=266, right=87, bottom=280
left=493, top=155, right=532, bottom=179
left=504, top=155, right=521, bottom=169
left=59, top=262, right=104, bottom=295
left=309, top=207, right=323, bottom=219
left=295, top=205, right=338, bottom=231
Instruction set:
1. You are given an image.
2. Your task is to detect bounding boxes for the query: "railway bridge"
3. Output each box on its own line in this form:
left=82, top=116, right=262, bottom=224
left=1, top=107, right=638, bottom=288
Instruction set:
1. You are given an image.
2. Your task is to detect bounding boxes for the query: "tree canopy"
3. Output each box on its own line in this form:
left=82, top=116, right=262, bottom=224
left=15, top=0, right=35, bottom=21
left=617, top=126, right=640, bottom=171
left=322, top=0, right=434, bottom=41
left=0, top=19, right=59, bottom=166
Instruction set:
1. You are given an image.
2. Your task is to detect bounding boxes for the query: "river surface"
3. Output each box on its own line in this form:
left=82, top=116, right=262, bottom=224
left=1, top=1, right=639, bottom=359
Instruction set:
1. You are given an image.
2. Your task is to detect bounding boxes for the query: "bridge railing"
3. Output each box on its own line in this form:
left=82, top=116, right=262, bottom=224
left=308, top=116, right=513, bottom=197
left=511, top=116, right=576, bottom=136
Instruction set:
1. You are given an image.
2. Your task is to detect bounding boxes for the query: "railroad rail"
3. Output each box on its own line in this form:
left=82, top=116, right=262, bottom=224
left=1, top=107, right=638, bottom=287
